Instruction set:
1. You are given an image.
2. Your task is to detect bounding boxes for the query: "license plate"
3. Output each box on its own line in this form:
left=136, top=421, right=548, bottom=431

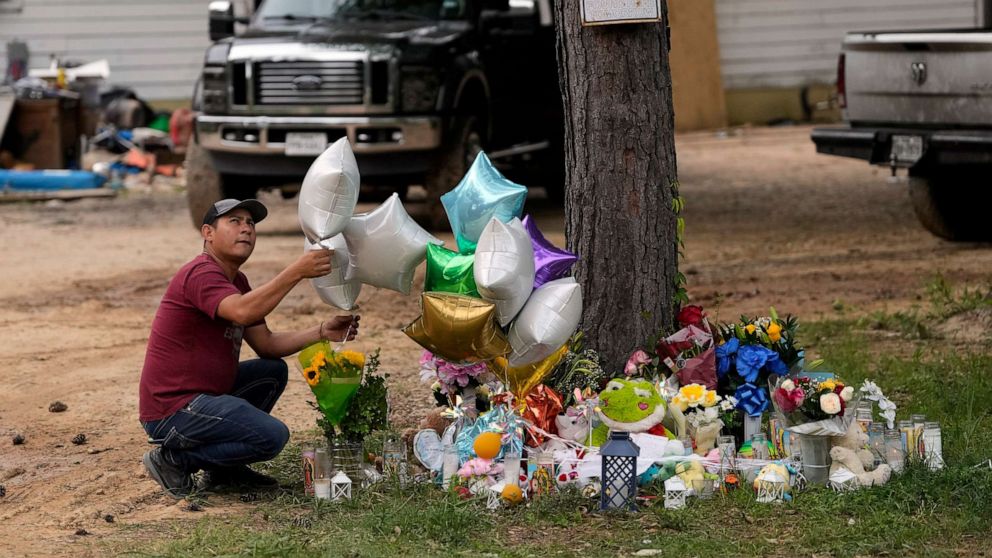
left=285, top=132, right=327, bottom=156
left=890, top=135, right=923, bottom=164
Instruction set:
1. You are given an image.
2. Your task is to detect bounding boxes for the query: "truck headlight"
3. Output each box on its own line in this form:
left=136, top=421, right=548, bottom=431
left=201, top=44, right=231, bottom=113
left=399, top=66, right=439, bottom=113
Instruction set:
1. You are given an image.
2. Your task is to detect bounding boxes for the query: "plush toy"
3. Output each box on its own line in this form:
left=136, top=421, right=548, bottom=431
left=829, top=421, right=892, bottom=489
left=753, top=462, right=792, bottom=502
left=591, top=379, right=674, bottom=446
left=555, top=411, right=594, bottom=445
left=674, top=460, right=706, bottom=485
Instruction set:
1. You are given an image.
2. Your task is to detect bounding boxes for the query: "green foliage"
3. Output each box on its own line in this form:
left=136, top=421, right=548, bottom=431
left=925, top=272, right=992, bottom=319
left=547, top=332, right=608, bottom=407
left=671, top=180, right=688, bottom=307
left=316, top=349, right=389, bottom=445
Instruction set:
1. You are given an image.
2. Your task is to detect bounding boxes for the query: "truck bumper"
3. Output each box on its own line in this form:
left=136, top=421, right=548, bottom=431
left=812, top=125, right=992, bottom=168
left=195, top=114, right=442, bottom=177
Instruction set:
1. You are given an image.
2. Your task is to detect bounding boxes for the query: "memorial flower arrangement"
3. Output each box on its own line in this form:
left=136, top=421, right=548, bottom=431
left=299, top=342, right=388, bottom=443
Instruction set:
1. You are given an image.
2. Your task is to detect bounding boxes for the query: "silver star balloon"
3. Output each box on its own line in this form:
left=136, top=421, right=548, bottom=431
left=298, top=138, right=360, bottom=241
left=473, top=217, right=535, bottom=327
left=305, top=234, right=362, bottom=311
left=343, top=193, right=443, bottom=295
left=507, top=277, right=583, bottom=366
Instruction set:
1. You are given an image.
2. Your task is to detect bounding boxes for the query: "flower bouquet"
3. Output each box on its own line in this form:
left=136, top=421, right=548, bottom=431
left=769, top=372, right=859, bottom=436
left=714, top=310, right=805, bottom=424
left=670, top=383, right=727, bottom=455
left=299, top=341, right=365, bottom=430
left=420, top=350, right=494, bottom=412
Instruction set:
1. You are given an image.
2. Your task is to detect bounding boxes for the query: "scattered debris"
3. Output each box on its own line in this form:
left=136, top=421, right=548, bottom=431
left=12, top=434, right=24, bottom=445
left=48, top=401, right=68, bottom=413
left=103, top=514, right=114, bottom=523
left=74, top=528, right=89, bottom=536
left=0, top=485, right=6, bottom=498
left=2, top=467, right=26, bottom=481
left=292, top=516, right=313, bottom=528
left=71, top=433, right=87, bottom=445
left=239, top=492, right=259, bottom=503
left=184, top=502, right=202, bottom=512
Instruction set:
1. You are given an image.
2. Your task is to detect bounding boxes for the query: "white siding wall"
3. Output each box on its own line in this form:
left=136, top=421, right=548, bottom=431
left=716, top=0, right=983, bottom=89
left=0, top=0, right=214, bottom=100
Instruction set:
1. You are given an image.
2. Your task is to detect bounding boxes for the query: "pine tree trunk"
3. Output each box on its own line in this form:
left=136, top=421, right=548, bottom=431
left=553, top=1, right=680, bottom=372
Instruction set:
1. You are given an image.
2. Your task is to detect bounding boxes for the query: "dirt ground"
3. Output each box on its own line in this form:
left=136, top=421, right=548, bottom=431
left=1, top=125, right=989, bottom=556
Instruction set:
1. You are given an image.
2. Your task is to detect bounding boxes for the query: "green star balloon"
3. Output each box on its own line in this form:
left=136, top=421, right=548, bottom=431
left=424, top=244, right=479, bottom=297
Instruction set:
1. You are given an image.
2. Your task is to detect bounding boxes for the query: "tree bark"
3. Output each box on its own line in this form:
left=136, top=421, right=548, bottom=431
left=553, top=1, right=679, bottom=372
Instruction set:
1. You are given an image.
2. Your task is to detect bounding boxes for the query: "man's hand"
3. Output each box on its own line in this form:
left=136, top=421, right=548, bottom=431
left=292, top=248, right=333, bottom=280
left=320, top=315, right=360, bottom=342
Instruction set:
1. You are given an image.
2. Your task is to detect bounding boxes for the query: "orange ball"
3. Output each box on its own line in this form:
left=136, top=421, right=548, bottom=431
left=473, top=431, right=502, bottom=459
left=501, top=483, right=523, bottom=505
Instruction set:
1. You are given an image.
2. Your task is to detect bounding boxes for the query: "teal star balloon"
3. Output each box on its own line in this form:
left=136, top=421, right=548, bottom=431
left=424, top=244, right=479, bottom=297
left=441, top=152, right=528, bottom=253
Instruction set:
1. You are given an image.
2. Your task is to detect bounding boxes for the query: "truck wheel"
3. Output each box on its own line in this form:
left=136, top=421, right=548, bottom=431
left=185, top=139, right=225, bottom=228
left=424, top=115, right=483, bottom=231
left=909, top=169, right=992, bottom=242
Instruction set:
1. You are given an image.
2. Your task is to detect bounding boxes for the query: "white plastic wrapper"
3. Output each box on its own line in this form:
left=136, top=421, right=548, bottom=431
left=506, top=277, right=582, bottom=366
left=473, top=217, right=535, bottom=326
left=298, top=138, right=360, bottom=241
left=343, top=193, right=443, bottom=294
left=305, top=235, right=361, bottom=311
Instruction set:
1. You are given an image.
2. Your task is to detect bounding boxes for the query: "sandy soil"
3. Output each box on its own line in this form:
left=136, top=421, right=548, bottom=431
left=1, top=125, right=989, bottom=556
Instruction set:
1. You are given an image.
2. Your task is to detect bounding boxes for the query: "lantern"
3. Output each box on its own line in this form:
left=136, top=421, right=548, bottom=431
left=331, top=470, right=352, bottom=501
left=664, top=477, right=687, bottom=510
left=599, top=430, right=640, bottom=512
left=754, top=464, right=788, bottom=503
left=486, top=482, right=505, bottom=510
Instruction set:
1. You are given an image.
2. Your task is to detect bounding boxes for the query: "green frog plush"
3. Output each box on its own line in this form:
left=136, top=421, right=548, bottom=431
left=592, top=378, right=675, bottom=446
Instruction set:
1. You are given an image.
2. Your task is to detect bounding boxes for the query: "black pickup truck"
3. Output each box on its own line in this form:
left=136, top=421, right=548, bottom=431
left=186, top=0, right=563, bottom=227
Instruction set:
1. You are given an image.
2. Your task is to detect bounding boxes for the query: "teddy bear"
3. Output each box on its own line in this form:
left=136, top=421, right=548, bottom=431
left=828, top=421, right=892, bottom=489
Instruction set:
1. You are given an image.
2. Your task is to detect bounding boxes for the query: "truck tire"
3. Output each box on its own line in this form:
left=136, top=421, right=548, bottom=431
left=185, top=139, right=225, bottom=228
left=908, top=169, right=992, bottom=242
left=424, top=115, right=483, bottom=231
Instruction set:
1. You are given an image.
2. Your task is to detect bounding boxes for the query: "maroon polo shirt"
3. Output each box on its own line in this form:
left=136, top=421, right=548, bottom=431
left=138, top=253, right=263, bottom=422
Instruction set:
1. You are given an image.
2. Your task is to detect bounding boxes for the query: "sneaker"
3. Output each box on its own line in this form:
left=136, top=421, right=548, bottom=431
left=199, top=465, right=280, bottom=491
left=143, top=448, right=192, bottom=499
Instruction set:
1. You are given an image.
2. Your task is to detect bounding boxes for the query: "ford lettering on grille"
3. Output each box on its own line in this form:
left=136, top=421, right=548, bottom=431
left=256, top=60, right=365, bottom=105
left=291, top=75, right=323, bottom=91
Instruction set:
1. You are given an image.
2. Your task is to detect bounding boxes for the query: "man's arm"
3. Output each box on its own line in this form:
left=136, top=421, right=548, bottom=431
left=244, top=315, right=360, bottom=359
left=216, top=249, right=332, bottom=326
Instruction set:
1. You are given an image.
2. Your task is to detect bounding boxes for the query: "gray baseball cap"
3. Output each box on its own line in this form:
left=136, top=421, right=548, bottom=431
left=202, top=198, right=268, bottom=226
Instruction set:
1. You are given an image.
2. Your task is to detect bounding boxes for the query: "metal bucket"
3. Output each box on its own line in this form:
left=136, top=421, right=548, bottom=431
left=798, top=434, right=832, bottom=485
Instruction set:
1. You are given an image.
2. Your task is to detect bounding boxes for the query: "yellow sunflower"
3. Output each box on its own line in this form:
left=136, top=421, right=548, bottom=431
left=303, top=366, right=321, bottom=387
left=310, top=351, right=327, bottom=369
left=338, top=350, right=366, bottom=369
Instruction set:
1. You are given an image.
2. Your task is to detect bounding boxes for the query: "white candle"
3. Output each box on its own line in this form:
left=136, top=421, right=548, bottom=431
left=314, top=478, right=331, bottom=500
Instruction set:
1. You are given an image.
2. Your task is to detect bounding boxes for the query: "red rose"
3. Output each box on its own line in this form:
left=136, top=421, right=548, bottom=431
left=656, top=338, right=694, bottom=360
left=677, top=305, right=706, bottom=328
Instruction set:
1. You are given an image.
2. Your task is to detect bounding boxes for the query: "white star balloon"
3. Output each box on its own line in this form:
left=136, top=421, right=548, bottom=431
left=473, top=217, right=535, bottom=327
left=343, top=193, right=443, bottom=294
left=305, top=234, right=362, bottom=311
left=298, top=138, right=360, bottom=241
left=507, top=277, right=583, bottom=366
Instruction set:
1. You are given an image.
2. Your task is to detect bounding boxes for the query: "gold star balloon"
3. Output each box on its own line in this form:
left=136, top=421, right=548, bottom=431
left=403, top=293, right=510, bottom=363
left=488, top=343, right=568, bottom=401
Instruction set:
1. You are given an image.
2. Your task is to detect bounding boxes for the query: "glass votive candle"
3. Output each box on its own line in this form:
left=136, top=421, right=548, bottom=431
left=503, top=448, right=522, bottom=487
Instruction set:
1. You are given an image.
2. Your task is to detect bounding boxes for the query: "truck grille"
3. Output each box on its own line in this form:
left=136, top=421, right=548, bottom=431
left=255, top=61, right=365, bottom=105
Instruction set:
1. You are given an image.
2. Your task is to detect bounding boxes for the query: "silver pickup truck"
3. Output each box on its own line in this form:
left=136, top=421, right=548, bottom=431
left=812, top=29, right=992, bottom=242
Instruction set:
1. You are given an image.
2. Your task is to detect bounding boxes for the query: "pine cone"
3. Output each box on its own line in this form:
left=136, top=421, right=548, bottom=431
left=71, top=433, right=87, bottom=445
left=49, top=401, right=68, bottom=413
left=0, top=484, right=6, bottom=498
left=12, top=434, right=25, bottom=445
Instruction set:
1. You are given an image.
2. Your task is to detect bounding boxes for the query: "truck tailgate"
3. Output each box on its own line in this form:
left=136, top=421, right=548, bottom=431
left=844, top=30, right=992, bottom=127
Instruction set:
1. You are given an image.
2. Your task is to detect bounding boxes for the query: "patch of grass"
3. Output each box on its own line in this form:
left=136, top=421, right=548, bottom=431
left=121, top=317, right=992, bottom=558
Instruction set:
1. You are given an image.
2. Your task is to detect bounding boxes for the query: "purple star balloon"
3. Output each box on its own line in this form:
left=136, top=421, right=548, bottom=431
left=521, top=215, right=578, bottom=289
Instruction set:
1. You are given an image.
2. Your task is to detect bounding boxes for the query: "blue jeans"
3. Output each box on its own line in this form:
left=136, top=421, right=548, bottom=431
left=142, top=358, right=290, bottom=474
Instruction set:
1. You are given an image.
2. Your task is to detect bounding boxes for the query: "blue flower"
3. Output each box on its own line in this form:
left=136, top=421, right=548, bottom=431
left=735, top=382, right=769, bottom=416
left=735, top=344, right=773, bottom=383
left=715, top=337, right=739, bottom=378
left=766, top=351, right=789, bottom=376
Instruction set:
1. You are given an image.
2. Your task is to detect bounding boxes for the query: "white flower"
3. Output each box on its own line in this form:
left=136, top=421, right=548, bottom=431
left=820, top=393, right=842, bottom=415
left=839, top=386, right=854, bottom=402
left=781, top=379, right=796, bottom=391
left=719, top=396, right=738, bottom=412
